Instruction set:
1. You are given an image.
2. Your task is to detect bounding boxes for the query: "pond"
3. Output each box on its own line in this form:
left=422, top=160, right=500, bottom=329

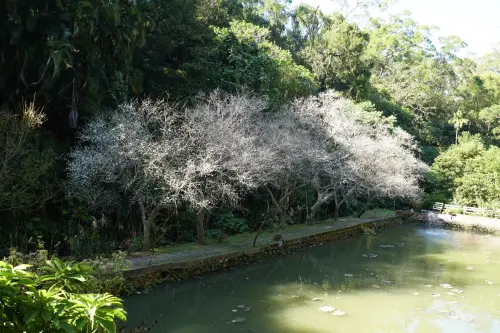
left=124, top=225, right=500, bottom=332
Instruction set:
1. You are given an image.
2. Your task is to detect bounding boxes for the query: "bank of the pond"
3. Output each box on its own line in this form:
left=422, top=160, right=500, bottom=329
left=121, top=213, right=500, bottom=290
left=435, top=213, right=500, bottom=233
left=123, top=216, right=402, bottom=289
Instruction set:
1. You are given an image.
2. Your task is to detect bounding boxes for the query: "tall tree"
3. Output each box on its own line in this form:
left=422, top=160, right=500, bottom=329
left=449, top=110, right=470, bottom=144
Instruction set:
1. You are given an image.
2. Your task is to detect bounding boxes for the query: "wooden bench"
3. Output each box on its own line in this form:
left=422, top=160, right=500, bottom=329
left=443, top=204, right=462, bottom=210
left=432, top=202, right=444, bottom=212
left=462, top=206, right=483, bottom=215
left=482, top=208, right=494, bottom=216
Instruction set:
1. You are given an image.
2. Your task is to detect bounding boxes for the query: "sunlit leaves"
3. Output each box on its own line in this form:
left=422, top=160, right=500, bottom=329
left=0, top=260, right=126, bottom=333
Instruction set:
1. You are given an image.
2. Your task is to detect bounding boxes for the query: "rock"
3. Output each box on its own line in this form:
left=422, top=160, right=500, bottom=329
left=362, top=254, right=368, bottom=258
left=440, top=283, right=453, bottom=289
left=231, top=317, right=245, bottom=323
left=424, top=284, right=433, bottom=288
left=369, top=254, right=378, bottom=258
left=319, top=305, right=336, bottom=313
left=431, top=293, right=441, bottom=298
left=244, top=307, right=251, bottom=312
left=332, top=309, right=346, bottom=316
left=312, top=298, right=323, bottom=301
left=237, top=305, right=245, bottom=308
left=232, top=309, right=238, bottom=312
left=344, top=274, right=353, bottom=278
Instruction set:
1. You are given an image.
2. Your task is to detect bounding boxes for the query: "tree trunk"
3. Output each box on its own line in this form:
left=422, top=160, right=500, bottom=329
left=139, top=201, right=151, bottom=250
left=253, top=220, right=266, bottom=247
left=139, top=202, right=165, bottom=251
left=334, top=205, right=340, bottom=219
left=333, top=192, right=339, bottom=220
left=196, top=207, right=206, bottom=245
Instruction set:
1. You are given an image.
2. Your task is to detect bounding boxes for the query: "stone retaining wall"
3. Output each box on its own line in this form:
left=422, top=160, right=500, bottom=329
left=432, top=219, right=500, bottom=234
left=123, top=216, right=402, bottom=289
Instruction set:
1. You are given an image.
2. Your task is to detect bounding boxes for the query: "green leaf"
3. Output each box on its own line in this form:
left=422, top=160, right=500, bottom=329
left=42, top=309, right=51, bottom=321
left=58, top=322, right=76, bottom=333
left=70, top=274, right=86, bottom=282
left=24, top=308, right=40, bottom=323
left=96, top=316, right=116, bottom=333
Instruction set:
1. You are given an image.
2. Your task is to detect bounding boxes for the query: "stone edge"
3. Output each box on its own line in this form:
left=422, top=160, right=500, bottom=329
left=123, top=216, right=402, bottom=288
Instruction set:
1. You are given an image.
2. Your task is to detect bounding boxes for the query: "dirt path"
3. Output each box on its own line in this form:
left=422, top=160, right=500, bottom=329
left=127, top=218, right=376, bottom=269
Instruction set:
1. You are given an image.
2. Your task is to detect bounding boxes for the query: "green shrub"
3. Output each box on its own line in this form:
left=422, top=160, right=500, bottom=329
left=443, top=207, right=462, bottom=215
left=83, top=251, right=133, bottom=296
left=205, top=229, right=223, bottom=240
left=214, top=213, right=249, bottom=235
left=0, top=258, right=126, bottom=332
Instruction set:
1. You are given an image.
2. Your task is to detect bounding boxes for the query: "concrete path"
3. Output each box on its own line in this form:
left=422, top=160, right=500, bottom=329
left=127, top=217, right=377, bottom=269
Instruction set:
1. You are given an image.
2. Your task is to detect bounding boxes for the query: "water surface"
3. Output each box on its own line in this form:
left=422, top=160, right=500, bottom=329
left=125, top=225, right=500, bottom=332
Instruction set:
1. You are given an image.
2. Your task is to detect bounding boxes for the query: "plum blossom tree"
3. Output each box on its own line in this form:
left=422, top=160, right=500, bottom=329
left=290, top=91, right=427, bottom=219
left=173, top=91, right=277, bottom=244
left=67, top=89, right=426, bottom=248
left=67, top=91, right=277, bottom=247
left=66, top=99, right=184, bottom=249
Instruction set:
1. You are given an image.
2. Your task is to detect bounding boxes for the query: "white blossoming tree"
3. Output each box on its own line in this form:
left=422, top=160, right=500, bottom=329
left=290, top=91, right=427, bottom=219
left=67, top=99, right=184, bottom=249
left=67, top=91, right=277, bottom=247
left=171, top=91, right=277, bottom=244
left=67, top=89, right=426, bottom=248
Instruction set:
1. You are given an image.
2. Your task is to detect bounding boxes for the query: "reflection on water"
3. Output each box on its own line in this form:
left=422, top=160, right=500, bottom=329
left=124, top=226, right=500, bottom=332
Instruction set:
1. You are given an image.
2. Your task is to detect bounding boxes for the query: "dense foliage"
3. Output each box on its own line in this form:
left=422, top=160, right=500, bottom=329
left=2, top=0, right=500, bottom=258
left=0, top=257, right=126, bottom=332
left=429, top=134, right=500, bottom=208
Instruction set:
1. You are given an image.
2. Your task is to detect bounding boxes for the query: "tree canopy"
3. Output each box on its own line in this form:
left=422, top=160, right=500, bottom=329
left=2, top=0, right=500, bottom=256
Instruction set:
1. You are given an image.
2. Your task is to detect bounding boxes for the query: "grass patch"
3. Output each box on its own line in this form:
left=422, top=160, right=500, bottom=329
left=360, top=208, right=395, bottom=219
left=128, top=218, right=361, bottom=261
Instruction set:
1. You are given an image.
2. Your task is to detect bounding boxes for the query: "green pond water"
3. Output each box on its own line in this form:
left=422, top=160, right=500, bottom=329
left=124, top=225, right=500, bottom=332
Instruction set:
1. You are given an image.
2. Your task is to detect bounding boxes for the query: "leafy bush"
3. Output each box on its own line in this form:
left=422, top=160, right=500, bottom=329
left=0, top=102, right=58, bottom=213
left=214, top=213, right=249, bottom=235
left=205, top=229, right=223, bottom=240
left=0, top=258, right=126, bottom=332
left=6, top=246, right=48, bottom=271
left=443, top=207, right=462, bottom=215
left=83, top=251, right=132, bottom=296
